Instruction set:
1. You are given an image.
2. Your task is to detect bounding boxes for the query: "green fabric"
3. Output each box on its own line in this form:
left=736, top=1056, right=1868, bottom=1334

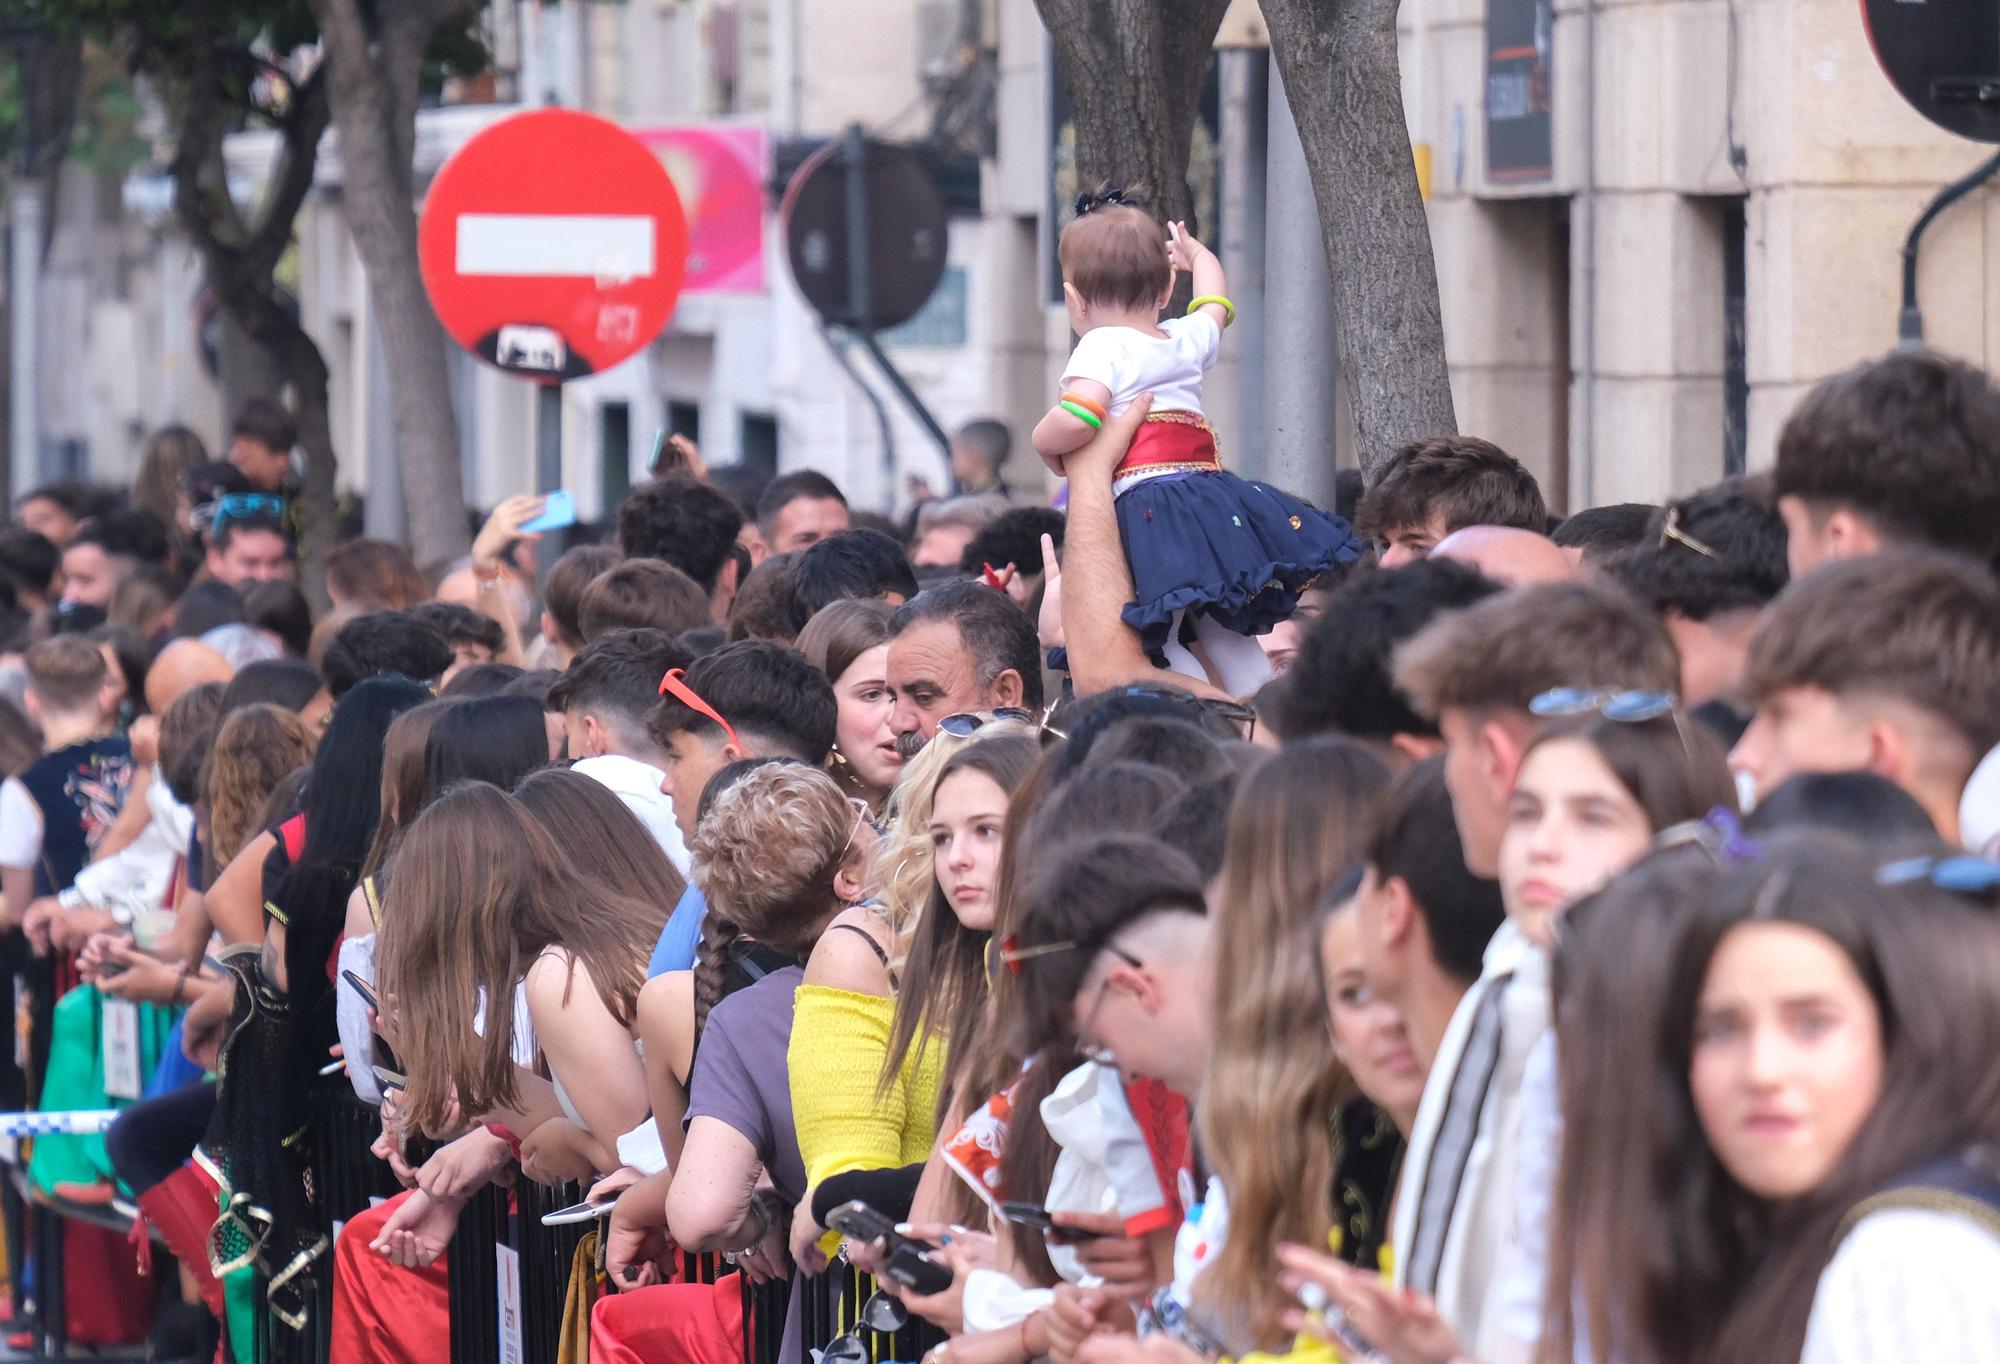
left=26, top=985, right=179, bottom=1195
left=224, top=1253, right=257, bottom=1362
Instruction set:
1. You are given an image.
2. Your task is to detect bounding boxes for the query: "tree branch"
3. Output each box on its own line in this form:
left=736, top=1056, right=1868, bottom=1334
left=168, top=53, right=247, bottom=261
left=241, top=64, right=329, bottom=277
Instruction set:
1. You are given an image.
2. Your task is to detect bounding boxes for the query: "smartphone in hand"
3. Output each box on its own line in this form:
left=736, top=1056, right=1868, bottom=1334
left=521, top=489, right=577, bottom=534
left=340, top=968, right=380, bottom=1013
left=999, top=1200, right=1110, bottom=1244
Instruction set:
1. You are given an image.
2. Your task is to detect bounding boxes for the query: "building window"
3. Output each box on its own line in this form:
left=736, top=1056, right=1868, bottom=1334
left=740, top=412, right=778, bottom=477
left=667, top=400, right=701, bottom=447
left=601, top=401, right=632, bottom=510
left=1720, top=198, right=1748, bottom=478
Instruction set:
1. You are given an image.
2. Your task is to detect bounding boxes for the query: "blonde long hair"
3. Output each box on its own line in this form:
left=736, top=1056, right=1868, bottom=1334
left=1193, top=737, right=1392, bottom=1353
left=872, top=726, right=981, bottom=952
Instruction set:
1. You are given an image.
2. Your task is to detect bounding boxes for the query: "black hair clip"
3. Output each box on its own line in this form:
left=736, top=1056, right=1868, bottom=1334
left=1073, top=186, right=1130, bottom=218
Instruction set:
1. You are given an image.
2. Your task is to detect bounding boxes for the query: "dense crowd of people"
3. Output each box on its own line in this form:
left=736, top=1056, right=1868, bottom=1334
left=1, top=331, right=1999, bottom=1364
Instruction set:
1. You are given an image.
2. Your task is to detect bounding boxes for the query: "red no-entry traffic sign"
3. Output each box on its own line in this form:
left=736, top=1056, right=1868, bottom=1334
left=419, top=109, right=691, bottom=382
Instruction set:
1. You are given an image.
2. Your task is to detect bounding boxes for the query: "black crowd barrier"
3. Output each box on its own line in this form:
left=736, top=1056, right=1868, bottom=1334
left=256, top=1082, right=409, bottom=1364
left=802, top=1260, right=951, bottom=1364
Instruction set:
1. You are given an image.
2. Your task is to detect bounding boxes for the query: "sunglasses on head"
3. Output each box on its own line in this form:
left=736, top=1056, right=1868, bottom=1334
left=209, top=492, right=285, bottom=536
left=1529, top=687, right=1678, bottom=723
left=658, top=668, right=741, bottom=750
left=1659, top=507, right=1720, bottom=560
left=937, top=708, right=1035, bottom=738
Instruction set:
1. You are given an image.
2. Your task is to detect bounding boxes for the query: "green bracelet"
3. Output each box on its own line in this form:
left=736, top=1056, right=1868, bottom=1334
left=1187, top=294, right=1237, bottom=326
left=1060, top=400, right=1104, bottom=430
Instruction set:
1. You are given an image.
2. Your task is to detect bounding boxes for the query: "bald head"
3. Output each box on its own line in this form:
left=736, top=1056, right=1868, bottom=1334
left=145, top=639, right=235, bottom=713
left=1431, top=525, right=1577, bottom=587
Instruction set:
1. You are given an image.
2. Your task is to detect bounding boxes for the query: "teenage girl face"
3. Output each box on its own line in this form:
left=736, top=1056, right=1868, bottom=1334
left=1319, top=902, right=1425, bottom=1130
left=1499, top=737, right=1655, bottom=947
left=833, top=644, right=903, bottom=796
left=1689, top=922, right=1885, bottom=1201
left=929, top=768, right=1009, bottom=931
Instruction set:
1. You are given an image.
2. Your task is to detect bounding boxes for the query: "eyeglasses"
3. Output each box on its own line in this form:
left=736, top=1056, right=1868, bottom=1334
left=658, top=669, right=741, bottom=750
left=209, top=492, right=285, bottom=536
left=1877, top=854, right=2000, bottom=895
left=1660, top=507, right=1720, bottom=560
left=937, top=708, right=1035, bottom=737
left=1529, top=687, right=1679, bottom=723
left=820, top=1290, right=908, bottom=1364
left=839, top=796, right=877, bottom=859
left=999, top=936, right=1144, bottom=1060
left=1076, top=961, right=1134, bottom=1065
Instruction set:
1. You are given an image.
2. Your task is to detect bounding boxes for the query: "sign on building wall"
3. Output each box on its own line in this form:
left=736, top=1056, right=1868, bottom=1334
left=635, top=127, right=770, bottom=293
left=1486, top=0, right=1554, bottom=183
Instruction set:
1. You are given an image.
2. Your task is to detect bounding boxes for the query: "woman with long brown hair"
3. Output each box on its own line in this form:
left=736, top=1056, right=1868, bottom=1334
left=1539, top=835, right=2000, bottom=1364
left=1188, top=735, right=1391, bottom=1354
left=796, top=597, right=904, bottom=809
left=373, top=781, right=667, bottom=1154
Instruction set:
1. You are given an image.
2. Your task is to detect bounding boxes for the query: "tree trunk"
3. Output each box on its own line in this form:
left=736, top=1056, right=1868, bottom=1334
left=1031, top=0, right=1231, bottom=239
left=217, top=311, right=288, bottom=418
left=1261, top=0, right=1457, bottom=478
left=170, top=43, right=340, bottom=609
left=309, top=0, right=473, bottom=582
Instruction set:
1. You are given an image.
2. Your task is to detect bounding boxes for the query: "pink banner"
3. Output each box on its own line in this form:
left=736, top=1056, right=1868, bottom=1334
left=635, top=126, right=768, bottom=294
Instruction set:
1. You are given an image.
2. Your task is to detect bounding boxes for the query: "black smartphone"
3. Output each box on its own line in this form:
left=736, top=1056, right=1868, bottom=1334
left=371, top=1064, right=406, bottom=1093
left=340, top=968, right=379, bottom=1013
left=998, top=1200, right=1109, bottom=1243
left=825, top=1200, right=907, bottom=1248
left=884, top=1242, right=954, bottom=1296
left=825, top=1201, right=955, bottom=1295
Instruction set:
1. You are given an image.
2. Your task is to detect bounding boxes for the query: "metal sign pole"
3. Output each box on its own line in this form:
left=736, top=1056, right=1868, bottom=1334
left=839, top=126, right=954, bottom=474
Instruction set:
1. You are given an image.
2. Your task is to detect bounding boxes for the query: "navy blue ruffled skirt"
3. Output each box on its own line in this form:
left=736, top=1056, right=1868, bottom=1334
left=1113, top=469, right=1361, bottom=660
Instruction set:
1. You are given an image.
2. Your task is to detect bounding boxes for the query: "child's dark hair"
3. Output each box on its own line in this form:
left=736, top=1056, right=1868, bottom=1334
left=1059, top=184, right=1169, bottom=313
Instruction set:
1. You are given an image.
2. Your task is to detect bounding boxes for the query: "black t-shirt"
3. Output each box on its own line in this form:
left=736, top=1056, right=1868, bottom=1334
left=19, top=735, right=134, bottom=896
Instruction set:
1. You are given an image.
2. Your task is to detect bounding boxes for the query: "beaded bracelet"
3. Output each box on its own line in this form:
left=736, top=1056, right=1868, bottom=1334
left=1059, top=399, right=1104, bottom=430
left=1188, top=294, right=1237, bottom=326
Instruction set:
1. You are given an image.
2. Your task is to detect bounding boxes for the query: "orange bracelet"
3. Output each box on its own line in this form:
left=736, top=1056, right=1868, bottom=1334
left=1059, top=392, right=1107, bottom=421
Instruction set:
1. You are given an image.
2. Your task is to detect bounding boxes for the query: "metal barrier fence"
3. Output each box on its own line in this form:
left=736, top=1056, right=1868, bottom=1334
left=802, top=1260, right=950, bottom=1364
left=256, top=1082, right=409, bottom=1364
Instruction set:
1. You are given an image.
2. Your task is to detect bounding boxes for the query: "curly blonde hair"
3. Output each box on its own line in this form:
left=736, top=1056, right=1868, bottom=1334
left=689, top=763, right=859, bottom=1028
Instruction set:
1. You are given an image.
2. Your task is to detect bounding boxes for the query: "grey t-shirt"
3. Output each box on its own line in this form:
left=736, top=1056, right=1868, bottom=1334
left=686, top=964, right=807, bottom=1202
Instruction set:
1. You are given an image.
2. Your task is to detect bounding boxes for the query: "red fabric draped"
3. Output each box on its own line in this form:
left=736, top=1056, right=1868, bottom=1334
left=589, top=1272, right=744, bottom=1364
left=328, top=1194, right=448, bottom=1364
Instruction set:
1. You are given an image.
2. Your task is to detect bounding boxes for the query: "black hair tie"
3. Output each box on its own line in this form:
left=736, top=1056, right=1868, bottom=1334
left=1073, top=186, right=1130, bottom=218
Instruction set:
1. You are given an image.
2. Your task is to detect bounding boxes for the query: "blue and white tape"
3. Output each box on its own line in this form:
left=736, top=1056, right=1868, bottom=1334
left=0, top=1110, right=121, bottom=1137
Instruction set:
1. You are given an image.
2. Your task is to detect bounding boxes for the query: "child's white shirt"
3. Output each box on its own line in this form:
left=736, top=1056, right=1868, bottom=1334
left=1061, top=314, right=1221, bottom=417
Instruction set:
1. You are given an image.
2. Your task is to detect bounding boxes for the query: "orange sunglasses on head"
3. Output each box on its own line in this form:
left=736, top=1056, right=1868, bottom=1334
left=658, top=668, right=741, bottom=750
